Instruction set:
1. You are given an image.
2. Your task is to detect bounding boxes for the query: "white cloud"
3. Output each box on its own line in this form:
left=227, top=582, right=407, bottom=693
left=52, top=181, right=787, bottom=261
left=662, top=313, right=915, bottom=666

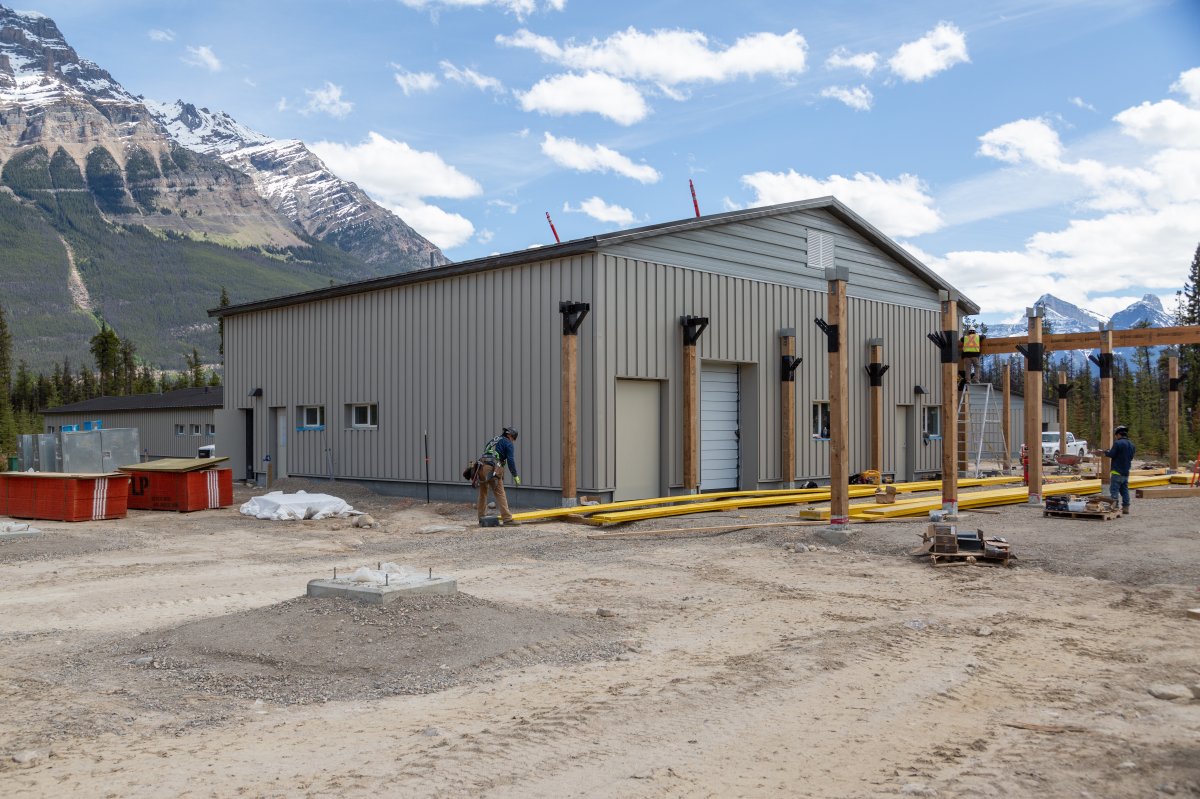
left=488, top=198, right=520, bottom=213
left=310, top=132, right=482, bottom=248
left=303, top=82, right=353, bottom=118
left=394, top=69, right=440, bottom=95
left=1172, top=66, right=1200, bottom=106
left=516, top=72, right=648, bottom=125
left=440, top=61, right=504, bottom=93
left=564, top=196, right=636, bottom=226
left=497, top=26, right=807, bottom=86
left=148, top=28, right=175, bottom=43
left=927, top=67, right=1200, bottom=317
left=978, top=118, right=1064, bottom=167
left=742, top=170, right=943, bottom=238
left=1069, top=96, right=1096, bottom=112
left=385, top=201, right=476, bottom=249
left=825, top=47, right=878, bottom=75
left=1113, top=75, right=1200, bottom=147
left=476, top=228, right=495, bottom=244
left=540, top=132, right=660, bottom=183
left=888, top=22, right=969, bottom=82
left=820, top=85, right=873, bottom=111
left=397, top=0, right=563, bottom=18
left=182, top=45, right=222, bottom=72
left=276, top=97, right=289, bottom=112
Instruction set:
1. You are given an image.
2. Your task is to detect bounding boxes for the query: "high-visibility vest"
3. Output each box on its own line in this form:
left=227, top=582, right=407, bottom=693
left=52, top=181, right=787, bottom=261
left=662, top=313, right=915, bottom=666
left=962, top=333, right=981, bottom=354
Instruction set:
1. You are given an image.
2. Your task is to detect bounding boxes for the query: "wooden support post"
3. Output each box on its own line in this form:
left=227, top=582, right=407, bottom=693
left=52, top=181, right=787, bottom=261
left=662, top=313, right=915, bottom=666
left=866, top=339, right=887, bottom=483
left=1057, top=370, right=1069, bottom=464
left=681, top=315, right=709, bottom=494
left=780, top=329, right=799, bottom=489
left=559, top=302, right=589, bottom=507
left=826, top=268, right=850, bottom=528
left=1169, top=356, right=1180, bottom=473
left=1099, top=325, right=1114, bottom=488
left=939, top=292, right=959, bottom=514
left=1002, top=361, right=1012, bottom=473
left=1024, top=306, right=1044, bottom=504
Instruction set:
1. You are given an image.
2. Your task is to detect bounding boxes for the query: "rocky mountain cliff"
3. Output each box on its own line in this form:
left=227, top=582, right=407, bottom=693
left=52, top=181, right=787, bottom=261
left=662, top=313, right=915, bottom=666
left=0, top=5, right=447, bottom=370
left=145, top=99, right=448, bottom=273
left=0, top=7, right=303, bottom=248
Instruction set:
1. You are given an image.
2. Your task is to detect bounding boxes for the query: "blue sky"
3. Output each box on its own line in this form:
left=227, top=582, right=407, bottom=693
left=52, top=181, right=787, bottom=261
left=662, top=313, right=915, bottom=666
left=24, top=0, right=1200, bottom=323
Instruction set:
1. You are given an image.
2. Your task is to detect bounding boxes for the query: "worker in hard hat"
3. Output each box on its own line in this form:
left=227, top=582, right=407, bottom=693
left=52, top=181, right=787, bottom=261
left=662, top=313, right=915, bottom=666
left=1102, top=424, right=1135, bottom=515
left=959, top=327, right=981, bottom=388
left=475, top=427, right=521, bottom=525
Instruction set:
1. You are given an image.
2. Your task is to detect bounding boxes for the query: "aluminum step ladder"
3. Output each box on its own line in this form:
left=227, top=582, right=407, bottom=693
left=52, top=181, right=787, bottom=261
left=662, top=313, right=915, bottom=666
left=958, top=383, right=1010, bottom=477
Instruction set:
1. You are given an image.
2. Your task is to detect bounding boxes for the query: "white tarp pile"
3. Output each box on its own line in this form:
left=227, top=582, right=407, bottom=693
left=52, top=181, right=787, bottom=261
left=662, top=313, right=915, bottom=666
left=346, top=562, right=413, bottom=585
left=239, top=490, right=356, bottom=521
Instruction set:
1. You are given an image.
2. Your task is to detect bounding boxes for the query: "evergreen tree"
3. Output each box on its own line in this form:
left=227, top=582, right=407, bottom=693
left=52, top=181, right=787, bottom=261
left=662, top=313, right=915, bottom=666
left=1179, top=242, right=1200, bottom=453
left=119, top=337, right=137, bottom=396
left=89, top=323, right=121, bottom=395
left=185, top=348, right=204, bottom=388
left=0, top=304, right=15, bottom=455
left=218, top=286, right=230, bottom=357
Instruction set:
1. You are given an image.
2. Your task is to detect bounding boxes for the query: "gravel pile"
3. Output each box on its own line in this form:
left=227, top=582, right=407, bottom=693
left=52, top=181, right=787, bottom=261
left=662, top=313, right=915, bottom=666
left=90, top=593, right=627, bottom=707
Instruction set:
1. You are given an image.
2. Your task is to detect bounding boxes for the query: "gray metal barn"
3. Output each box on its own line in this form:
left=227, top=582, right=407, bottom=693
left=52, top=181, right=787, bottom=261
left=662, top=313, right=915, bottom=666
left=211, top=198, right=980, bottom=504
left=42, top=387, right=222, bottom=460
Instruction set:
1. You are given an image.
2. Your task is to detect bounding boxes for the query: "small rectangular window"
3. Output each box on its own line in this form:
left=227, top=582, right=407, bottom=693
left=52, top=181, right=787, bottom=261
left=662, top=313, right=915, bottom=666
left=299, top=405, right=326, bottom=429
left=175, top=424, right=185, bottom=436
left=923, top=406, right=942, bottom=439
left=190, top=424, right=201, bottom=436
left=811, top=402, right=830, bottom=440
left=349, top=403, right=378, bottom=429
left=205, top=424, right=216, bottom=436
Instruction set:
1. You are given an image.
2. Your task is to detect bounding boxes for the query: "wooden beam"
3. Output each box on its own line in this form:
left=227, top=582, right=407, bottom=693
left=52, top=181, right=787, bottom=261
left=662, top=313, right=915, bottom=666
left=683, top=342, right=699, bottom=492
left=1002, top=361, right=1012, bottom=472
left=940, top=293, right=959, bottom=513
left=828, top=270, right=850, bottom=528
left=1169, top=356, right=1180, bottom=472
left=781, top=331, right=797, bottom=488
left=1025, top=307, right=1044, bottom=504
left=868, top=341, right=884, bottom=482
left=980, top=324, right=1200, bottom=355
left=1099, top=327, right=1114, bottom=488
left=561, top=330, right=578, bottom=506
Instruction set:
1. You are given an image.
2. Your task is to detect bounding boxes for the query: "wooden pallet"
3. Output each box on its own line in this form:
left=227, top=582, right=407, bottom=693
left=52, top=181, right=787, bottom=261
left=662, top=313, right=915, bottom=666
left=1043, top=507, right=1121, bottom=521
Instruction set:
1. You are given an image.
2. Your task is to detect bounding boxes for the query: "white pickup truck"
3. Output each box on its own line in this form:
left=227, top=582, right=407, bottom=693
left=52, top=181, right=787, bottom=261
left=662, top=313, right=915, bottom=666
left=1041, top=431, right=1088, bottom=461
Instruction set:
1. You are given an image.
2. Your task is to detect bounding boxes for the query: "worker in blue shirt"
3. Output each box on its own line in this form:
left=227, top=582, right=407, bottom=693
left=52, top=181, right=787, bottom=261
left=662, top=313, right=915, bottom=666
left=1102, top=424, right=1135, bottom=515
left=475, top=427, right=520, bottom=524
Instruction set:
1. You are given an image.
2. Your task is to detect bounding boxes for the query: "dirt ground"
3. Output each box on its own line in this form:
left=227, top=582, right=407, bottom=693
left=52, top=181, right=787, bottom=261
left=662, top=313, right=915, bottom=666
left=1, top=477, right=1198, bottom=798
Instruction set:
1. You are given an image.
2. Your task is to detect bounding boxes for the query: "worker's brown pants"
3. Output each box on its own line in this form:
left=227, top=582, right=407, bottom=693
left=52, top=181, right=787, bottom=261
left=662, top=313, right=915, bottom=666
left=476, top=463, right=512, bottom=521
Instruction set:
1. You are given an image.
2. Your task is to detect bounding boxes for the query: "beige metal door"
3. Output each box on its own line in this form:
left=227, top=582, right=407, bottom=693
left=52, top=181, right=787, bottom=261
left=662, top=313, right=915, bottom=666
left=615, top=379, right=661, bottom=501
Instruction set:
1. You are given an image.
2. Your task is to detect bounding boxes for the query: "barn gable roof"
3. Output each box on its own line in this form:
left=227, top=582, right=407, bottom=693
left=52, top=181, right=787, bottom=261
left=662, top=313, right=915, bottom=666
left=210, top=197, right=979, bottom=318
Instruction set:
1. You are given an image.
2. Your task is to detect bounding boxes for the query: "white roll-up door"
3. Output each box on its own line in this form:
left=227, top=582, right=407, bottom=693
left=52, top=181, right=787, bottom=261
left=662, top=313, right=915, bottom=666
left=700, top=363, right=739, bottom=490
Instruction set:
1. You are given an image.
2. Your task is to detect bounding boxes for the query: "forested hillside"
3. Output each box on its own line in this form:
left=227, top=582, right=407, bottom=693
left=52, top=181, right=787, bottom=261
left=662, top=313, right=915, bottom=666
left=0, top=144, right=371, bottom=371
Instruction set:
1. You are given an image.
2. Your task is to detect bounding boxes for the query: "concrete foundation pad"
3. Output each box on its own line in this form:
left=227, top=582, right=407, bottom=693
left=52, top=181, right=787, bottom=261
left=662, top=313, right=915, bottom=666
left=816, top=528, right=852, bottom=546
left=307, top=575, right=457, bottom=604
left=0, top=529, right=41, bottom=541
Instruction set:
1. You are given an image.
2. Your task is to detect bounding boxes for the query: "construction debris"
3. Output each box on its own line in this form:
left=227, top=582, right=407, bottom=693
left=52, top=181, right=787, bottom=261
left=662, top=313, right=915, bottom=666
left=917, top=523, right=1012, bottom=567
left=1044, top=494, right=1120, bottom=520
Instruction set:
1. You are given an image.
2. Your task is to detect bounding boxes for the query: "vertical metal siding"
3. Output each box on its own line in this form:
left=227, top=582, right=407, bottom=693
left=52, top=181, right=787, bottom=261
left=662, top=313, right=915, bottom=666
left=45, top=408, right=217, bottom=459
left=225, top=255, right=596, bottom=490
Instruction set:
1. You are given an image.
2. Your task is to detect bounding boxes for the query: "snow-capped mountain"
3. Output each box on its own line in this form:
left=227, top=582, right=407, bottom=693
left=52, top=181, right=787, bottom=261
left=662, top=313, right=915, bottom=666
left=145, top=99, right=448, bottom=273
left=0, top=6, right=303, bottom=248
left=981, top=293, right=1177, bottom=372
left=1109, top=293, right=1174, bottom=330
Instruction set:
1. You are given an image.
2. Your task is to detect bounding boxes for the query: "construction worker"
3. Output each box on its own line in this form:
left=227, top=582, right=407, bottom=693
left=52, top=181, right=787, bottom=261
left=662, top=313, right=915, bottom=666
left=1102, top=424, right=1135, bottom=515
left=959, top=327, right=982, bottom=387
left=476, top=427, right=520, bottom=525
